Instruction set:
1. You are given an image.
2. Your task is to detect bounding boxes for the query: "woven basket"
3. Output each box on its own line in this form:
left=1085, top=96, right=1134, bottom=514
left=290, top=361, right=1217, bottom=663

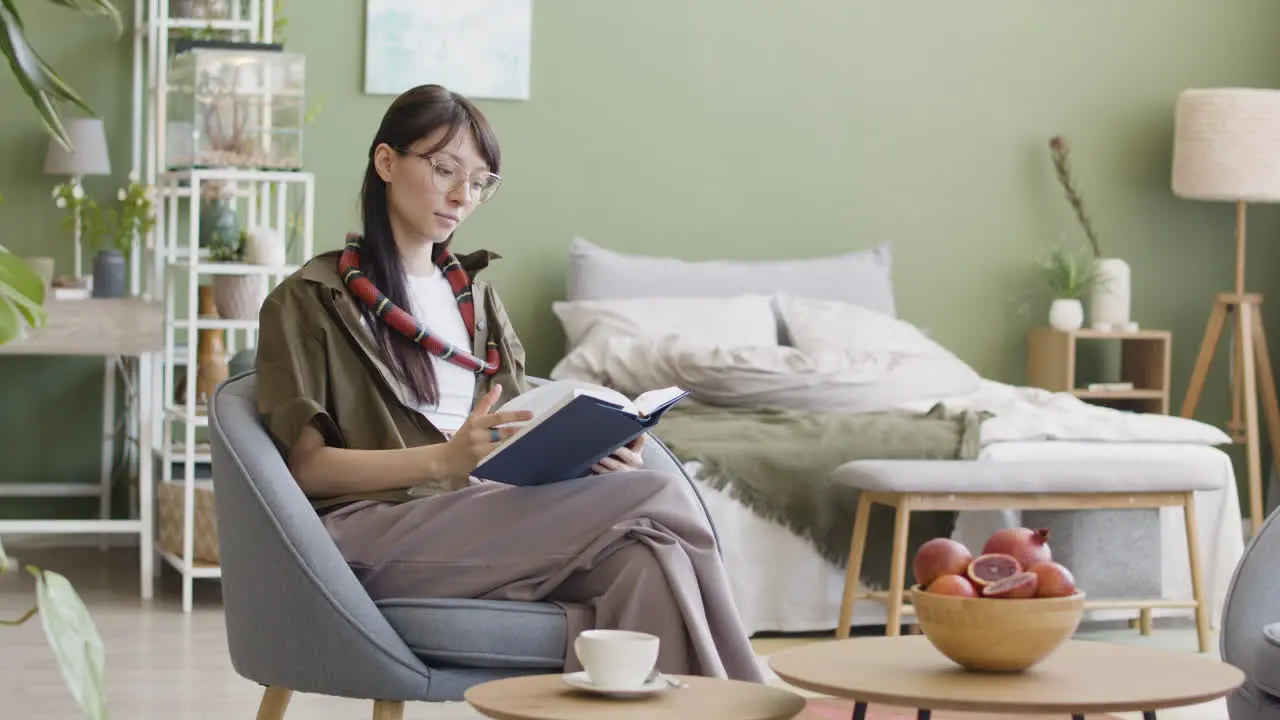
left=157, top=479, right=220, bottom=565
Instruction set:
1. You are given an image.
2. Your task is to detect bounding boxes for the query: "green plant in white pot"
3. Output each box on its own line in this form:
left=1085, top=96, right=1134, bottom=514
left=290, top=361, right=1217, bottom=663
left=1039, top=244, right=1101, bottom=331
left=208, top=229, right=268, bottom=320
left=1049, top=135, right=1131, bottom=330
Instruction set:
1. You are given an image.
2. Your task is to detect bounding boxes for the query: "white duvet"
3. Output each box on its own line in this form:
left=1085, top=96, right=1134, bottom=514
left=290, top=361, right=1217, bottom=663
left=894, top=379, right=1231, bottom=447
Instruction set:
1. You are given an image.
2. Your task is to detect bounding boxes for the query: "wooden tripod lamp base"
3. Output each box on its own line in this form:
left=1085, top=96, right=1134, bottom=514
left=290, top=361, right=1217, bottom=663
left=1172, top=87, right=1280, bottom=538
left=1180, top=289, right=1280, bottom=538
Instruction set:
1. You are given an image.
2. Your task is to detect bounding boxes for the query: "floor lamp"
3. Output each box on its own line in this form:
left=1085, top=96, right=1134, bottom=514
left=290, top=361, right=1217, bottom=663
left=1172, top=87, right=1280, bottom=538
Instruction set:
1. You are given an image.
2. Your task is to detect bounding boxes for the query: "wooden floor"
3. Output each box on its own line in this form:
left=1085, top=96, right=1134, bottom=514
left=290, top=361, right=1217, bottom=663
left=0, top=545, right=1226, bottom=719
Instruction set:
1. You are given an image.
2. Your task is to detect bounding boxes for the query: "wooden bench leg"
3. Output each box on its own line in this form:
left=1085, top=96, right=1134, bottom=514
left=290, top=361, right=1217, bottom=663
left=836, top=494, right=873, bottom=639
left=372, top=700, right=404, bottom=720
left=885, top=499, right=912, bottom=637
left=1182, top=491, right=1211, bottom=653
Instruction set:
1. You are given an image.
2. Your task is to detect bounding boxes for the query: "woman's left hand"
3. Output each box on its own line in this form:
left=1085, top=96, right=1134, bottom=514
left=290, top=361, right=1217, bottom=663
left=591, top=434, right=646, bottom=474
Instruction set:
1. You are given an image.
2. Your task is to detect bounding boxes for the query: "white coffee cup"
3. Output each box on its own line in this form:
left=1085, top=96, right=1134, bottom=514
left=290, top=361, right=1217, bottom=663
left=573, top=629, right=660, bottom=690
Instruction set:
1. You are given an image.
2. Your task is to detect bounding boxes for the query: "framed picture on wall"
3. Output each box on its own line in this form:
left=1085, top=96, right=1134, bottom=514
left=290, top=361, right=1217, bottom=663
left=363, top=0, right=532, bottom=100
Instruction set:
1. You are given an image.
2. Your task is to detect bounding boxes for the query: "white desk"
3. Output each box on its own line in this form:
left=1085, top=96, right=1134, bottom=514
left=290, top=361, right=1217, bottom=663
left=0, top=298, right=163, bottom=600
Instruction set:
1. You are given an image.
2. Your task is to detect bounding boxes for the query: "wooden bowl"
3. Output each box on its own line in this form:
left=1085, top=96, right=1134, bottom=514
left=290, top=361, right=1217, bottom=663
left=910, top=585, right=1085, bottom=672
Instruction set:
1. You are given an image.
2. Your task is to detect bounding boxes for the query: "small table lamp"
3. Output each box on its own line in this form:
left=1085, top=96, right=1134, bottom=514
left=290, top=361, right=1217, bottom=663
left=43, top=117, right=112, bottom=279
left=1171, top=87, right=1280, bottom=538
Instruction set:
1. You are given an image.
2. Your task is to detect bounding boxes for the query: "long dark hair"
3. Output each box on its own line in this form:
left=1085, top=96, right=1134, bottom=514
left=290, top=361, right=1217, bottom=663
left=358, top=84, right=502, bottom=407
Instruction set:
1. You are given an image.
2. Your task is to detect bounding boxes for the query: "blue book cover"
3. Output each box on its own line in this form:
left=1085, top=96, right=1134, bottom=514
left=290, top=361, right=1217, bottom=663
left=471, top=381, right=691, bottom=487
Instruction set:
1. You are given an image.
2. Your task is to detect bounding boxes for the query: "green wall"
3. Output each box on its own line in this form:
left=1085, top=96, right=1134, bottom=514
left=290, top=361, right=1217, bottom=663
left=3, top=0, right=1280, bottom=518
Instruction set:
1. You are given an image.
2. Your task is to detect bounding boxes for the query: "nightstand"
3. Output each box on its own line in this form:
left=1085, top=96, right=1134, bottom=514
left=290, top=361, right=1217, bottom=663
left=1026, top=327, right=1172, bottom=414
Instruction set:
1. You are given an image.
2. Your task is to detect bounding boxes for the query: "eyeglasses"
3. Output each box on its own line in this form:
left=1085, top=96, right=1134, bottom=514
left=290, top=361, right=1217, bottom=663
left=395, top=148, right=502, bottom=204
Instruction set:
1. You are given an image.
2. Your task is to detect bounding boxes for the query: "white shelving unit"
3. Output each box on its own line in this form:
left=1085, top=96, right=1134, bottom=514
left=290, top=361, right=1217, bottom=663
left=131, top=0, right=315, bottom=612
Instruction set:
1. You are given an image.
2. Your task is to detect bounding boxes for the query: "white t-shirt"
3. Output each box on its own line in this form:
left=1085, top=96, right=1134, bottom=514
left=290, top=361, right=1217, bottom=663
left=410, top=268, right=478, bottom=432
left=362, top=267, right=477, bottom=433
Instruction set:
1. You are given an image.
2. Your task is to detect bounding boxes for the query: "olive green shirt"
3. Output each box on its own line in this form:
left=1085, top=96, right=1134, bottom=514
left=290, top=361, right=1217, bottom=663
left=255, top=248, right=530, bottom=510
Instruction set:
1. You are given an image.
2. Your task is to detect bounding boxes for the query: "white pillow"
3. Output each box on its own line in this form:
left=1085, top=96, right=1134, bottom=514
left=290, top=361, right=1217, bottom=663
left=776, top=293, right=943, bottom=356
left=551, top=295, right=778, bottom=351
left=774, top=293, right=982, bottom=404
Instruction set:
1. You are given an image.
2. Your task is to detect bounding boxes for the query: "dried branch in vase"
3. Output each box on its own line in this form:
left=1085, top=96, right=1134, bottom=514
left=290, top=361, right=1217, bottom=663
left=1049, top=136, right=1103, bottom=258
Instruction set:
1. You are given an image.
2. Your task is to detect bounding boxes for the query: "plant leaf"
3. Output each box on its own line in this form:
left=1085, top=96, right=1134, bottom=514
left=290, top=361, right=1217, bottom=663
left=0, top=251, right=47, bottom=335
left=0, top=284, right=24, bottom=345
left=30, top=567, right=109, bottom=720
left=41, top=0, right=123, bottom=36
left=0, top=0, right=104, bottom=149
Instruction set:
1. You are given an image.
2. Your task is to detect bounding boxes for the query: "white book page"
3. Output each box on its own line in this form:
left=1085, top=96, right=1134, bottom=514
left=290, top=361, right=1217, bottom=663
left=497, top=379, right=636, bottom=421
left=632, top=386, right=687, bottom=417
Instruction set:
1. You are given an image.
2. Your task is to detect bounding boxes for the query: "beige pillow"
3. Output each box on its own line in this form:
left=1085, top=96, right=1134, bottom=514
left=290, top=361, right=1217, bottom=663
left=551, top=295, right=778, bottom=351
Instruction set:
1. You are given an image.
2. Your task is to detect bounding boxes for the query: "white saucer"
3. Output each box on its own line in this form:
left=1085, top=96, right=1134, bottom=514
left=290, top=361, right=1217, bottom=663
left=562, top=671, right=667, bottom=698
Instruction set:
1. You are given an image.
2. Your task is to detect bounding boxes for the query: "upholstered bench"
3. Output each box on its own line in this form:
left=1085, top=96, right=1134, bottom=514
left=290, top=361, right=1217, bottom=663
left=831, top=459, right=1215, bottom=653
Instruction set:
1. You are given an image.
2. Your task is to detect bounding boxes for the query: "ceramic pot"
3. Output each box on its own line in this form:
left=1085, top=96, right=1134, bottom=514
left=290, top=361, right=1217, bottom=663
left=1049, top=298, right=1084, bottom=331
left=194, top=286, right=228, bottom=405
left=212, top=274, right=268, bottom=320
left=1090, top=257, right=1131, bottom=331
left=92, top=250, right=127, bottom=298
left=199, top=196, right=240, bottom=251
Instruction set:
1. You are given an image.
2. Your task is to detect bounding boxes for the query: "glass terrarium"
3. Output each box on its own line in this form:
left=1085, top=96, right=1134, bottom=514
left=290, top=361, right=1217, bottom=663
left=166, top=45, right=305, bottom=171
left=170, top=0, right=234, bottom=20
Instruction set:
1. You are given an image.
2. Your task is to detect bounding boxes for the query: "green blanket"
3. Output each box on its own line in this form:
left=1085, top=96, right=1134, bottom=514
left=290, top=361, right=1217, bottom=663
left=650, top=402, right=988, bottom=590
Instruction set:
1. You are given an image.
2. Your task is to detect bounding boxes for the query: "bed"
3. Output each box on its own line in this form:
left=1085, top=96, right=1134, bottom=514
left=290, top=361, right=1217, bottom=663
left=552, top=237, right=1247, bottom=634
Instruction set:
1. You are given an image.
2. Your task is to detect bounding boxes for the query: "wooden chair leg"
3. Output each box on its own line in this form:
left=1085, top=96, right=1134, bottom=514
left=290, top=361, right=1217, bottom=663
left=1182, top=491, right=1211, bottom=653
left=836, top=494, right=873, bottom=639
left=256, top=686, right=292, bottom=720
left=884, top=499, right=912, bottom=637
left=372, top=700, right=405, bottom=720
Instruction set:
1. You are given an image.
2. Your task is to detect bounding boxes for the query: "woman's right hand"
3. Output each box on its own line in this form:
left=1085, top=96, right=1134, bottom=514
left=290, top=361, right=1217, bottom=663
left=444, top=384, right=534, bottom=480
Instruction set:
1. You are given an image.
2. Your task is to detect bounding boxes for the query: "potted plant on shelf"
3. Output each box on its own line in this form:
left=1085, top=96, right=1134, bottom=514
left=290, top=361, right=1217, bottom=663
left=1049, top=135, right=1131, bottom=330
left=1039, top=244, right=1101, bottom=331
left=208, top=229, right=268, bottom=320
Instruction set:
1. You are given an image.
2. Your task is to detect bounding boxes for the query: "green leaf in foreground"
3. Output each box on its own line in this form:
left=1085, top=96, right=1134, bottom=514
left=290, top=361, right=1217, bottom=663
left=31, top=567, right=108, bottom=720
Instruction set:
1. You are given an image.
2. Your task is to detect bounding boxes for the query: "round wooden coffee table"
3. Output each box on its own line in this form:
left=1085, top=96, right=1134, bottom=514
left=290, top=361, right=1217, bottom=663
left=464, top=673, right=807, bottom=720
left=769, top=636, right=1244, bottom=719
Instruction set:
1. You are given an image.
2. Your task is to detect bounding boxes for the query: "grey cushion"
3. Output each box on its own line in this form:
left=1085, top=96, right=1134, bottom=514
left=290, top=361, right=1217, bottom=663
left=375, top=598, right=569, bottom=670
left=1256, top=623, right=1280, bottom=698
left=831, top=459, right=1223, bottom=494
left=565, top=236, right=898, bottom=323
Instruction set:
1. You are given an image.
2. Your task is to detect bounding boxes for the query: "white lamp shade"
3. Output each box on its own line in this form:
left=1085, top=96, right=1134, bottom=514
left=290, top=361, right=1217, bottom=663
left=43, top=117, right=112, bottom=177
left=1171, top=88, right=1280, bottom=203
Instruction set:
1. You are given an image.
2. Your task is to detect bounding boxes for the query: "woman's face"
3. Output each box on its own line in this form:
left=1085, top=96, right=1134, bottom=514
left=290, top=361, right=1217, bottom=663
left=375, top=126, right=493, bottom=245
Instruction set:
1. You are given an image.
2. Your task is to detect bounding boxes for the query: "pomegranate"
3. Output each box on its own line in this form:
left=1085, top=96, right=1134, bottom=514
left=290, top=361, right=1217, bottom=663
left=912, top=538, right=974, bottom=587
left=982, top=527, right=1053, bottom=572
left=982, top=571, right=1039, bottom=599
left=926, top=574, right=978, bottom=598
left=966, top=553, right=1021, bottom=588
left=1031, top=561, right=1077, bottom=598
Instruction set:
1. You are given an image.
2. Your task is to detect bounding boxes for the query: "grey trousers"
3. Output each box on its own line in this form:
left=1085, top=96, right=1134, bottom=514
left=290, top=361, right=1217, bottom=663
left=321, top=469, right=764, bottom=682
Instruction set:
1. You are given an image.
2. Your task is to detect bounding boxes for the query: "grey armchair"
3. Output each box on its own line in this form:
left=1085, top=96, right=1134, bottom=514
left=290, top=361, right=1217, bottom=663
left=1221, top=504, right=1280, bottom=720
left=208, top=371, right=714, bottom=719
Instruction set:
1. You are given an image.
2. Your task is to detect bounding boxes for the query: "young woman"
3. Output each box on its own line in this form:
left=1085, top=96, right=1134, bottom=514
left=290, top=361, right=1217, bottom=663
left=254, top=83, right=763, bottom=682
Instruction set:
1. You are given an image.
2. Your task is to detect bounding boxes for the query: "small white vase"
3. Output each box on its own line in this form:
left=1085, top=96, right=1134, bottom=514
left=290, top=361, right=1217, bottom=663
left=1050, top=298, right=1084, bottom=331
left=1090, top=257, right=1131, bottom=331
left=243, top=226, right=287, bottom=266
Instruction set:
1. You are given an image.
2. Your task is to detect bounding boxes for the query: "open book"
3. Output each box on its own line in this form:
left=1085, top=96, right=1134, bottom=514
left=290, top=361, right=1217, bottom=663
left=471, top=379, right=691, bottom=487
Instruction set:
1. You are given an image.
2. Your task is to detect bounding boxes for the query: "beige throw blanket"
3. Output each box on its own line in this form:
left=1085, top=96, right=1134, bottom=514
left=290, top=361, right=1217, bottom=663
left=651, top=402, right=988, bottom=590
